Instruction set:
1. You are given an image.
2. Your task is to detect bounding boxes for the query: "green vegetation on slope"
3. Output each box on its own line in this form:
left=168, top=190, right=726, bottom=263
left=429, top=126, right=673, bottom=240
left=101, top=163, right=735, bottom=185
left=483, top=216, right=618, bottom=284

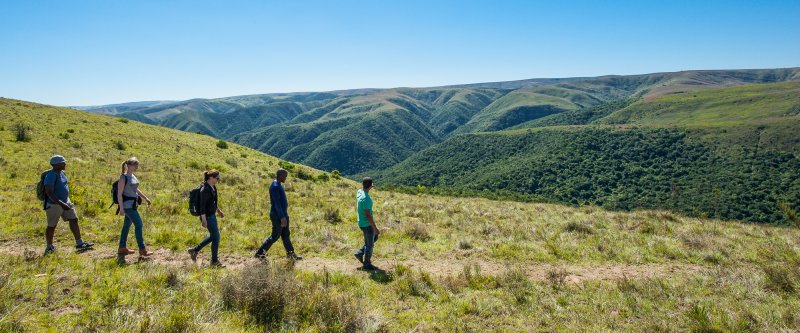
left=375, top=126, right=800, bottom=224
left=2, top=98, right=800, bottom=331
left=600, top=81, right=800, bottom=126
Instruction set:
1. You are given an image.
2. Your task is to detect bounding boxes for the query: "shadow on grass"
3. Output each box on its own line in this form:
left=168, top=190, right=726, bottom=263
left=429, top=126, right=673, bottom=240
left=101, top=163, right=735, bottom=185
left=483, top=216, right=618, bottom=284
left=363, top=266, right=393, bottom=284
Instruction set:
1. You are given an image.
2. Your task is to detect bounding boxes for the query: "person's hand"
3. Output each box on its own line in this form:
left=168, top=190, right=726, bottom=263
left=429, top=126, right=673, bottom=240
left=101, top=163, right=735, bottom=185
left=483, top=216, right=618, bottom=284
left=201, top=219, right=208, bottom=229
left=119, top=210, right=125, bottom=217
left=145, top=198, right=152, bottom=206
left=218, top=210, right=225, bottom=218
left=280, top=217, right=288, bottom=227
left=374, top=227, right=381, bottom=236
left=60, top=202, right=72, bottom=211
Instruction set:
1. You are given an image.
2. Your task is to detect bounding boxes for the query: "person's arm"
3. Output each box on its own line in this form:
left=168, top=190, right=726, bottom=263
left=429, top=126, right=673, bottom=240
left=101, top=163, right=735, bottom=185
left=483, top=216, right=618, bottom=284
left=117, top=176, right=127, bottom=215
left=365, top=209, right=379, bottom=235
left=44, top=173, right=70, bottom=210
left=135, top=188, right=151, bottom=205
left=199, top=186, right=209, bottom=228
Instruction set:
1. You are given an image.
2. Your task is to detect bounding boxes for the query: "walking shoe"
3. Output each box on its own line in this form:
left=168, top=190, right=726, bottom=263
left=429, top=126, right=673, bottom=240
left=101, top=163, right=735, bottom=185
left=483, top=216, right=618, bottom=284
left=139, top=249, right=154, bottom=257
left=210, top=261, right=225, bottom=268
left=254, top=250, right=266, bottom=259
left=354, top=253, right=364, bottom=264
left=75, top=241, right=94, bottom=252
left=44, top=245, right=56, bottom=256
left=187, top=248, right=198, bottom=262
left=118, top=248, right=135, bottom=255
left=287, top=252, right=303, bottom=261
left=362, top=263, right=379, bottom=271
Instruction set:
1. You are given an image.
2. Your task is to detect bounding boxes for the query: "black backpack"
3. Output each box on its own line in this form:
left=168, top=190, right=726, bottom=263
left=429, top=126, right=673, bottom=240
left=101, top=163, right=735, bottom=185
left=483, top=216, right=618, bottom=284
left=36, top=170, right=55, bottom=202
left=188, top=183, right=205, bottom=216
left=110, top=174, right=141, bottom=209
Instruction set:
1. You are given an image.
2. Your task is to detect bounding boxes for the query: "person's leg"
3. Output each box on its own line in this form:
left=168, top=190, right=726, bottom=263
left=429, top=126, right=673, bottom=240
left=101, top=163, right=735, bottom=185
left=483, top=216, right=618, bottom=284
left=280, top=217, right=295, bottom=253
left=119, top=212, right=133, bottom=249
left=45, top=204, right=61, bottom=246
left=257, top=214, right=282, bottom=254
left=363, top=227, right=375, bottom=265
left=208, top=215, right=220, bottom=263
left=126, top=209, right=146, bottom=250
left=355, top=227, right=368, bottom=258
left=193, top=224, right=212, bottom=252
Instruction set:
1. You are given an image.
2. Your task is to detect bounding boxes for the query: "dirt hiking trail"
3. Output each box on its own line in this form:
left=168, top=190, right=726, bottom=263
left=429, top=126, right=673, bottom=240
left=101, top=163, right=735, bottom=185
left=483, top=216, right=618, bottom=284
left=0, top=240, right=708, bottom=283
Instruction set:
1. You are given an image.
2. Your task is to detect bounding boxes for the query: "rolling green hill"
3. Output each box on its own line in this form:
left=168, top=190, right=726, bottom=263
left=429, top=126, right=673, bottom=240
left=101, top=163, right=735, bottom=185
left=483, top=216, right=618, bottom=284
left=374, top=82, right=800, bottom=224
left=2, top=98, right=800, bottom=331
left=80, top=68, right=800, bottom=176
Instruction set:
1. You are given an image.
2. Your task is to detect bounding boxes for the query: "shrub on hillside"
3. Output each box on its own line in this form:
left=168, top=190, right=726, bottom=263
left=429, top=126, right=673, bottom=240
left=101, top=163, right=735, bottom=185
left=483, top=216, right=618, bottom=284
left=221, top=264, right=370, bottom=330
left=12, top=122, right=31, bottom=142
left=323, top=207, right=342, bottom=224
left=216, top=140, right=228, bottom=149
left=405, top=223, right=431, bottom=241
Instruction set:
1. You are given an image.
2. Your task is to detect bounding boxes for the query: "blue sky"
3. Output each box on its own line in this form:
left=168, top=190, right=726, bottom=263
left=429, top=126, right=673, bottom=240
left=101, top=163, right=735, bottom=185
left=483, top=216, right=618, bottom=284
left=1, top=0, right=798, bottom=106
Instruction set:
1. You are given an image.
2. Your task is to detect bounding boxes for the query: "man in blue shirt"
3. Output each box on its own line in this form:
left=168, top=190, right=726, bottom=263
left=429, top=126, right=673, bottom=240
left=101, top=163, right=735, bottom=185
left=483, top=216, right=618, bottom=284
left=254, top=168, right=302, bottom=260
left=43, top=155, right=93, bottom=255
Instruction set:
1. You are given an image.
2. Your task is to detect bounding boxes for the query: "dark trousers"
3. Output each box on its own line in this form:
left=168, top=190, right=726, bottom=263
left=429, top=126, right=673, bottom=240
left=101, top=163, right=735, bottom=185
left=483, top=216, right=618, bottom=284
left=355, top=227, right=378, bottom=265
left=193, top=214, right=220, bottom=262
left=258, top=213, right=294, bottom=253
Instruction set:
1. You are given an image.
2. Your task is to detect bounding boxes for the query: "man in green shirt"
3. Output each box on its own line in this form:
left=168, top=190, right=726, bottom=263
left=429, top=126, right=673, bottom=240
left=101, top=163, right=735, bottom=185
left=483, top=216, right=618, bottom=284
left=354, top=177, right=379, bottom=270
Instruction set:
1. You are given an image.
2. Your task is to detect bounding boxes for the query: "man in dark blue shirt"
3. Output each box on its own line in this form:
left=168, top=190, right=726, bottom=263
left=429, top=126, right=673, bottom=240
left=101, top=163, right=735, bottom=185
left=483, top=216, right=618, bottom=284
left=255, top=168, right=302, bottom=260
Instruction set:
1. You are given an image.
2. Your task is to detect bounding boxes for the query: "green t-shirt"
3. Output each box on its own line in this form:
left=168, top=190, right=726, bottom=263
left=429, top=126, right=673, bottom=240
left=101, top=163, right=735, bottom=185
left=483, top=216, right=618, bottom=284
left=356, top=189, right=373, bottom=228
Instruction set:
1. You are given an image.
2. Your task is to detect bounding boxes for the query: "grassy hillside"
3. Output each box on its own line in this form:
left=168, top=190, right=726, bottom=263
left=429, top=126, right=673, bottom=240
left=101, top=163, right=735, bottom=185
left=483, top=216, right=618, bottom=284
left=3, top=98, right=800, bottom=331
left=600, top=81, right=800, bottom=126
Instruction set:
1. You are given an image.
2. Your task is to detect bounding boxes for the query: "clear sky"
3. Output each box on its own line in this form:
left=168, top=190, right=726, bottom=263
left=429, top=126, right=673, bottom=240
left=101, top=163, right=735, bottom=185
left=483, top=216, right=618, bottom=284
left=1, top=0, right=798, bottom=106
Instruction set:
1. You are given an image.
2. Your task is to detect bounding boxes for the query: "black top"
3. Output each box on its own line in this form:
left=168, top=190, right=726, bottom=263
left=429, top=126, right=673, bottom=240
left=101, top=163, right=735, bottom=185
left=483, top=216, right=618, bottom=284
left=198, top=182, right=218, bottom=215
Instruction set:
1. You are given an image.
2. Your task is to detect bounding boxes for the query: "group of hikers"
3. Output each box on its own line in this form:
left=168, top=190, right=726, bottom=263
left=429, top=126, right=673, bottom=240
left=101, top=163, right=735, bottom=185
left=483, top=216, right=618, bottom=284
left=39, top=155, right=381, bottom=270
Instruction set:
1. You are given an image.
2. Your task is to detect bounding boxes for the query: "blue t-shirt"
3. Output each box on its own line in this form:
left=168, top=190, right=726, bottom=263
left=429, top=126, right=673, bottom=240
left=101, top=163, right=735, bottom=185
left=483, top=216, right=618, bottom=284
left=44, top=170, right=69, bottom=204
left=269, top=180, right=288, bottom=218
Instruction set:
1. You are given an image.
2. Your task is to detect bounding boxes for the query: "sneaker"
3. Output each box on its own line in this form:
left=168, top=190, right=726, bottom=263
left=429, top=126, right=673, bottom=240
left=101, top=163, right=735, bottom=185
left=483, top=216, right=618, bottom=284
left=287, top=252, right=303, bottom=261
left=354, top=253, right=364, bottom=264
left=75, top=241, right=94, bottom=252
left=187, top=248, right=198, bottom=262
left=210, top=261, right=225, bottom=268
left=254, top=251, right=266, bottom=259
left=362, top=263, right=379, bottom=271
left=44, top=245, right=56, bottom=256
left=139, top=249, right=154, bottom=257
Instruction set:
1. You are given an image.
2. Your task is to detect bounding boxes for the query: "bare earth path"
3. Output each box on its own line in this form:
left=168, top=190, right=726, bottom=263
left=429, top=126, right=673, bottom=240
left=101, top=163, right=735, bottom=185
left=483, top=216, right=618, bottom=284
left=0, top=240, right=708, bottom=283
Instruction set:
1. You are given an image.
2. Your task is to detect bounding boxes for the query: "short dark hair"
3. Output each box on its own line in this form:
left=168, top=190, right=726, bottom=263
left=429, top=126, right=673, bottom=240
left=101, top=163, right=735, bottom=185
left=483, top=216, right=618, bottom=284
left=362, top=177, right=373, bottom=189
left=204, top=169, right=220, bottom=181
left=277, top=168, right=288, bottom=177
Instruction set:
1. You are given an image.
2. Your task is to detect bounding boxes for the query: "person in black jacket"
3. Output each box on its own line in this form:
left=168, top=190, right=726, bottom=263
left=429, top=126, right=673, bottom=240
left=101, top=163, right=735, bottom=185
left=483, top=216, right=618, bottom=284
left=187, top=170, right=226, bottom=267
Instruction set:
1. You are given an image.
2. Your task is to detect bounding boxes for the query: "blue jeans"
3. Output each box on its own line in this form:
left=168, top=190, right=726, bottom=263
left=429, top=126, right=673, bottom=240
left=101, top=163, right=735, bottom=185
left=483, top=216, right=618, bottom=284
left=355, top=227, right=378, bottom=265
left=193, top=214, right=220, bottom=262
left=257, top=213, right=294, bottom=254
left=119, top=208, right=145, bottom=249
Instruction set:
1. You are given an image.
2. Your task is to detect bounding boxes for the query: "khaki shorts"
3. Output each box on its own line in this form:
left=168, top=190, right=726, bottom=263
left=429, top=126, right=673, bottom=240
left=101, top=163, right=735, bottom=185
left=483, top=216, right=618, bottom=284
left=45, top=201, right=78, bottom=227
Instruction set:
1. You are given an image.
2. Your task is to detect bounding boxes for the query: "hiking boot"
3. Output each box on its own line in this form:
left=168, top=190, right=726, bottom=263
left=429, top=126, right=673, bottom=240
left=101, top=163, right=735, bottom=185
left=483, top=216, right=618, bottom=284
left=75, top=241, right=94, bottom=252
left=354, top=253, right=364, bottom=264
left=139, top=249, right=154, bottom=257
left=44, top=245, right=56, bottom=256
left=210, top=261, right=225, bottom=268
left=254, top=250, right=266, bottom=259
left=187, top=248, right=198, bottom=262
left=362, top=263, right=379, bottom=271
left=287, top=252, right=303, bottom=261
left=118, top=248, right=135, bottom=255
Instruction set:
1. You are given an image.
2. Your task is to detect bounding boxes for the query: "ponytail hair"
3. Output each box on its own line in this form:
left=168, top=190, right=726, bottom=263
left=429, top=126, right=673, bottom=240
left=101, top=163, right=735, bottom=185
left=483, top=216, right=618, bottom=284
left=204, top=169, right=220, bottom=181
left=120, top=157, right=139, bottom=175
